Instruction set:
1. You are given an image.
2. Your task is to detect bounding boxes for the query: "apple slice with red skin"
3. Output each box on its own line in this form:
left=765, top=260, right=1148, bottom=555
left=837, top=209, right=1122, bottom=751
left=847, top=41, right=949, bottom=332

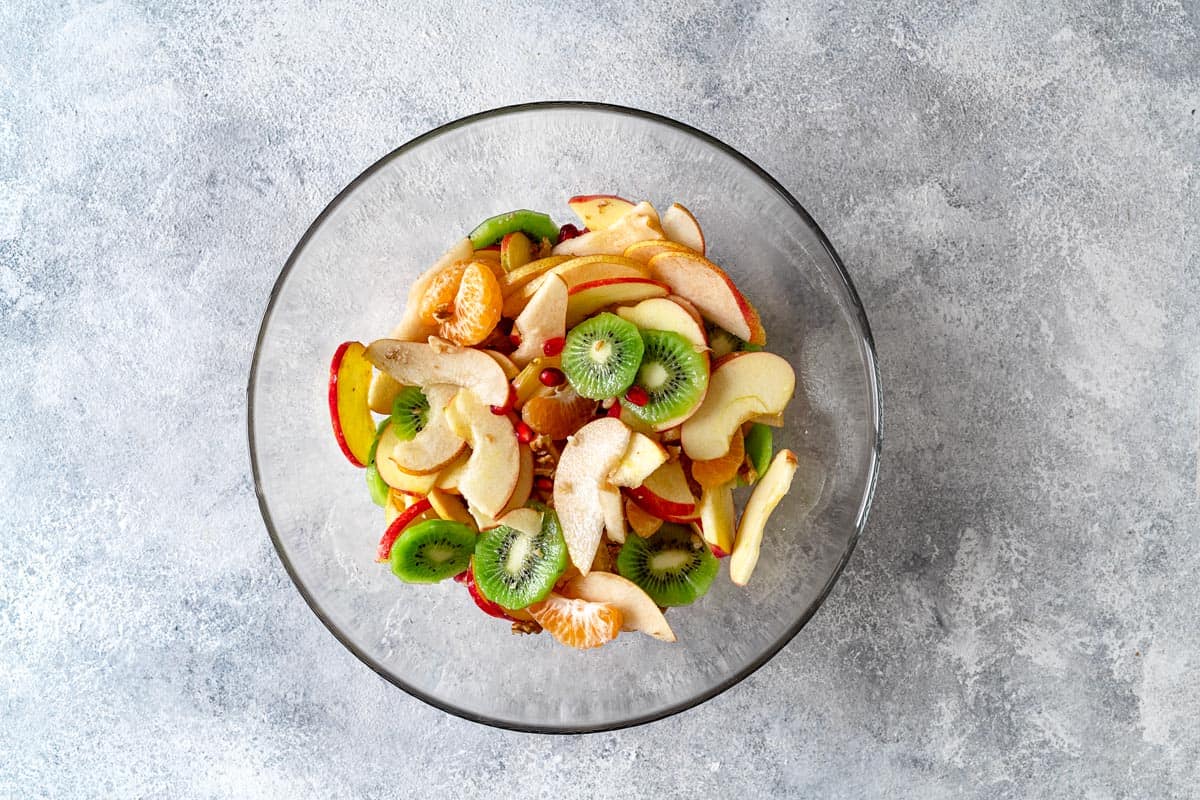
left=697, top=481, right=736, bottom=554
left=646, top=250, right=765, bottom=345
left=680, top=351, right=796, bottom=460
left=565, top=277, right=670, bottom=327
left=365, top=339, right=510, bottom=408
left=554, top=417, right=632, bottom=573
left=376, top=497, right=434, bottom=561
left=624, top=459, right=699, bottom=523
left=567, top=194, right=636, bottom=230
left=329, top=341, right=376, bottom=466
left=505, top=256, right=648, bottom=317
left=561, top=571, right=676, bottom=642
left=511, top=274, right=567, bottom=367
left=553, top=201, right=665, bottom=258
left=463, top=564, right=520, bottom=622
left=499, top=255, right=573, bottom=296
left=615, top=297, right=708, bottom=350
left=660, top=203, right=706, bottom=254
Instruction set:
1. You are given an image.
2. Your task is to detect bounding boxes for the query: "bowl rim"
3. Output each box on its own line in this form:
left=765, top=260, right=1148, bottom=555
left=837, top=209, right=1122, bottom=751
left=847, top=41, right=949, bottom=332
left=247, top=101, right=882, bottom=734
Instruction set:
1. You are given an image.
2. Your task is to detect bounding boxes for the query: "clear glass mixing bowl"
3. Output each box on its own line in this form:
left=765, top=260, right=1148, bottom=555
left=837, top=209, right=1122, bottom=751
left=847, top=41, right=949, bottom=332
left=248, top=102, right=881, bottom=732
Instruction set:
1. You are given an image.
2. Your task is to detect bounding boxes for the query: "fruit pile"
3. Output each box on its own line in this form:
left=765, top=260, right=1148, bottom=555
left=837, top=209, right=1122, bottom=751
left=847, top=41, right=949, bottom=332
left=329, top=195, right=801, bottom=649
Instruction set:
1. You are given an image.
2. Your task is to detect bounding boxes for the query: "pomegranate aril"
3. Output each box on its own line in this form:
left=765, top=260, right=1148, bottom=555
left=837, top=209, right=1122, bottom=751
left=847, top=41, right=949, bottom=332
left=606, top=403, right=622, bottom=418
left=625, top=385, right=649, bottom=407
left=556, top=224, right=587, bottom=243
left=516, top=421, right=535, bottom=443
left=542, top=336, right=565, bottom=357
left=534, top=476, right=554, bottom=492
left=509, top=332, right=522, bottom=349
left=539, top=368, right=565, bottom=387
left=490, top=384, right=517, bottom=415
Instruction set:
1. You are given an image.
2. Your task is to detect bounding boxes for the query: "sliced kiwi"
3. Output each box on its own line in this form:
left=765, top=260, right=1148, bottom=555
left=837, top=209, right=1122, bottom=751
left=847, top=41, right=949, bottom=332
left=391, top=386, right=429, bottom=441
left=708, top=326, right=741, bottom=359
left=365, top=416, right=392, bottom=507
left=617, top=523, right=718, bottom=606
left=561, top=312, right=645, bottom=400
left=389, top=519, right=476, bottom=583
left=742, top=423, right=773, bottom=485
left=619, top=329, right=708, bottom=428
left=473, top=507, right=567, bottom=609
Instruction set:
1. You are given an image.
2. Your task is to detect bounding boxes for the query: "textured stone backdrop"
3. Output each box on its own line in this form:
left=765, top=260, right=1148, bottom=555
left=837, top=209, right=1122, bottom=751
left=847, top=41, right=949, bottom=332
left=1, top=1, right=1197, bottom=798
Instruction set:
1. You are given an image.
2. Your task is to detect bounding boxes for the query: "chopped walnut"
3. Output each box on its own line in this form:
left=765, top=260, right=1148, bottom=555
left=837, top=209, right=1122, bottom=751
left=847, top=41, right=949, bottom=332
left=511, top=620, right=542, bottom=635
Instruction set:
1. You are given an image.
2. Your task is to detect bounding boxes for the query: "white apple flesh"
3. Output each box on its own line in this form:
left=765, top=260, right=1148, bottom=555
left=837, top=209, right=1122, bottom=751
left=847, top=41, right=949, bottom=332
left=553, top=201, right=665, bottom=257
left=730, top=449, right=799, bottom=586
left=554, top=418, right=632, bottom=573
left=365, top=339, right=511, bottom=408
left=615, top=297, right=708, bottom=350
left=646, top=250, right=765, bottom=345
left=511, top=273, right=568, bottom=366
left=442, top=389, right=520, bottom=518
left=378, top=383, right=467, bottom=474
left=660, top=203, right=705, bottom=254
left=680, top=352, right=795, bottom=460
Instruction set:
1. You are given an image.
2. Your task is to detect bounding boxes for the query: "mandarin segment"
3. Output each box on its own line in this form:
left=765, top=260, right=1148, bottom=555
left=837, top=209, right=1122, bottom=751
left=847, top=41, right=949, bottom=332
left=691, top=428, right=745, bottom=488
left=521, top=386, right=598, bottom=440
left=527, top=593, right=623, bottom=649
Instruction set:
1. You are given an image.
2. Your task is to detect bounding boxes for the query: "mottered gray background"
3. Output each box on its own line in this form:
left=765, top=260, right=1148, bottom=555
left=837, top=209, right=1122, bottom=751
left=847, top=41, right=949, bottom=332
left=2, top=1, right=1197, bottom=798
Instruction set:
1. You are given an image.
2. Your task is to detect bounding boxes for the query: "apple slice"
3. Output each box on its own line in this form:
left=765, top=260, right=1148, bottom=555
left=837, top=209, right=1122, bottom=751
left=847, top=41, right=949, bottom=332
left=553, top=201, right=665, bottom=257
left=365, top=339, right=510, bottom=408
left=680, top=351, right=795, bottom=460
left=376, top=432, right=446, bottom=494
left=442, top=390, right=521, bottom=518
left=561, top=571, right=675, bottom=642
left=465, top=443, right=533, bottom=531
left=608, top=432, right=669, bottom=487
left=622, top=239, right=694, bottom=264
left=390, top=238, right=473, bottom=341
left=565, top=277, right=670, bottom=327
left=600, top=485, right=627, bottom=544
left=482, top=350, right=519, bottom=380
left=660, top=203, right=705, bottom=254
left=367, top=370, right=404, bottom=414
left=624, top=459, right=699, bottom=523
left=646, top=250, right=765, bottom=345
left=428, top=488, right=475, bottom=527
left=615, top=297, right=708, bottom=350
left=567, top=194, right=636, bottom=231
left=377, top=497, right=435, bottom=561
left=511, top=274, right=568, bottom=366
left=625, top=498, right=663, bottom=538
left=499, top=255, right=572, bottom=296
left=500, top=231, right=534, bottom=272
left=697, top=481, right=735, bottom=554
left=433, top=451, right=469, bottom=493
left=730, top=450, right=799, bottom=586
left=377, top=384, right=467, bottom=475
left=554, top=418, right=632, bottom=573
left=505, top=256, right=648, bottom=317
left=329, top=342, right=376, bottom=467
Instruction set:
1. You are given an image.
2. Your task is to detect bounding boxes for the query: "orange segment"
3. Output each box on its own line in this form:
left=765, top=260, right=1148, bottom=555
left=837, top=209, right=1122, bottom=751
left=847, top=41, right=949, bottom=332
left=418, top=261, right=503, bottom=346
left=691, top=428, right=745, bottom=489
left=521, top=387, right=598, bottom=440
left=528, top=593, right=623, bottom=649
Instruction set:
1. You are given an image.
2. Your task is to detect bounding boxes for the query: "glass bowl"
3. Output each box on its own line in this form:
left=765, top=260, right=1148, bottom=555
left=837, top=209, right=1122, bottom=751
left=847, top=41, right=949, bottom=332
left=248, top=102, right=881, bottom=733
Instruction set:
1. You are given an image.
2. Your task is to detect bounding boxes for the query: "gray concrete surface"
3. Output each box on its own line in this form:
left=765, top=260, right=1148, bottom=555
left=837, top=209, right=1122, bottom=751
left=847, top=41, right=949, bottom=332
left=2, top=1, right=1198, bottom=797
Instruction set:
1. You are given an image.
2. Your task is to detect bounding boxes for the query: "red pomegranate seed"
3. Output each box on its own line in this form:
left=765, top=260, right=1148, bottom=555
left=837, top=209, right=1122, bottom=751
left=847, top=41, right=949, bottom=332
left=606, top=403, right=622, bottom=418
left=534, top=476, right=554, bottom=493
left=625, top=385, right=649, bottom=407
left=490, top=384, right=517, bottom=415
left=542, top=336, right=565, bottom=357
left=509, top=332, right=522, bottom=349
left=516, top=421, right=535, bottom=443
left=556, top=224, right=587, bottom=243
left=539, top=367, right=565, bottom=387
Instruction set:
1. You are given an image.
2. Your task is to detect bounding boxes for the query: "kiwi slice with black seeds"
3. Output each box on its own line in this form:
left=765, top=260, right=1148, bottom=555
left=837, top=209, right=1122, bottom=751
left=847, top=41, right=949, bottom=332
left=619, top=329, right=708, bottom=428
left=561, top=312, right=645, bottom=400
left=616, top=523, right=718, bottom=606
left=389, top=519, right=476, bottom=583
left=391, top=386, right=429, bottom=441
left=473, top=507, right=568, bottom=609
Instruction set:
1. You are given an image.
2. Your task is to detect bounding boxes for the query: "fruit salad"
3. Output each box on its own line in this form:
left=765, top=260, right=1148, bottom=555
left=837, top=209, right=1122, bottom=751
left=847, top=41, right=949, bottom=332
left=328, top=195, right=802, bottom=649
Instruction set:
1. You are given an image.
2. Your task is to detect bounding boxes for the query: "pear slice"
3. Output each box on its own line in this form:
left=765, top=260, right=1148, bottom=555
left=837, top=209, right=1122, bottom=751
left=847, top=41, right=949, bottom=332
left=554, top=418, right=632, bottom=573
left=365, top=339, right=510, bottom=408
left=511, top=274, right=568, bottom=366
left=730, top=450, right=799, bottom=586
